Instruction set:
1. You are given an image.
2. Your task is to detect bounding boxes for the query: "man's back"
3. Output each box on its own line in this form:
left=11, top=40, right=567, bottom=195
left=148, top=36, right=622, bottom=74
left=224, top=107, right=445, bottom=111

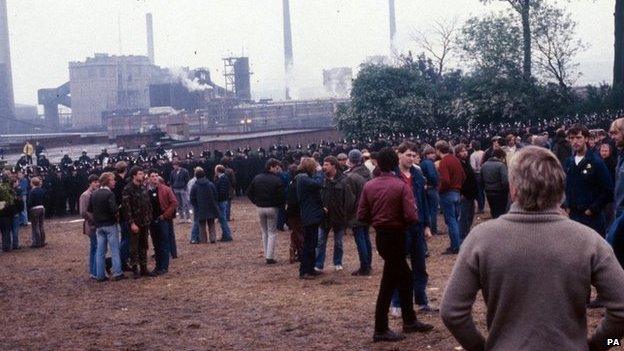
left=441, top=204, right=624, bottom=351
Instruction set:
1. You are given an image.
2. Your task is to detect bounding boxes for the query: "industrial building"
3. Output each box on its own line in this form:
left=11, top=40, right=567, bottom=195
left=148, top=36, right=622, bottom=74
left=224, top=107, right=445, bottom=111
left=69, top=54, right=168, bottom=128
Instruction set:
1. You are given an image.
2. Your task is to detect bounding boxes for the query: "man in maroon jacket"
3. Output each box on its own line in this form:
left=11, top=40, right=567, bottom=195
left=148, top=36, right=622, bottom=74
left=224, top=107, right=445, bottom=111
left=357, top=147, right=434, bottom=343
left=436, top=140, right=466, bottom=254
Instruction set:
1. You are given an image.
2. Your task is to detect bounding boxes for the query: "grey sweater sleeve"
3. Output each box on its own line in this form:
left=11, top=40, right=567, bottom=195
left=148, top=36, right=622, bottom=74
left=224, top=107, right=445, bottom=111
left=440, top=242, right=486, bottom=351
left=589, top=240, right=624, bottom=351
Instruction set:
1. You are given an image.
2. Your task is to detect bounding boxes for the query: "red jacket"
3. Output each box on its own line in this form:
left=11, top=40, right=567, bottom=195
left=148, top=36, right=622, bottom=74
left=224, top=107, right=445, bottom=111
left=438, top=154, right=465, bottom=193
left=156, top=183, right=178, bottom=220
left=357, top=173, right=418, bottom=232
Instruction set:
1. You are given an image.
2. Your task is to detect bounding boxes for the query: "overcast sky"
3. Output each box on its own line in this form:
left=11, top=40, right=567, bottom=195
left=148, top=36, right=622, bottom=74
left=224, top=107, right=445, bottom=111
left=5, top=0, right=615, bottom=105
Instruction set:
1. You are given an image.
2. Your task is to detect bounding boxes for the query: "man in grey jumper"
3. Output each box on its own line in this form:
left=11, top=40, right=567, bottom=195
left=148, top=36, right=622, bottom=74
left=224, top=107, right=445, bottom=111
left=441, top=146, right=624, bottom=351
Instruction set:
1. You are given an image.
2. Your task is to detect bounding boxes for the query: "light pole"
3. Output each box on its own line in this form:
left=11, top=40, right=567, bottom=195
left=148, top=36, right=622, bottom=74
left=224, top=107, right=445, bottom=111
left=240, top=118, right=252, bottom=132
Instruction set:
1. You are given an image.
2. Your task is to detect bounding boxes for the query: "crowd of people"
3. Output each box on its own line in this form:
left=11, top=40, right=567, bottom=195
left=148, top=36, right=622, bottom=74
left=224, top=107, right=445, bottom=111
left=3, top=110, right=624, bottom=348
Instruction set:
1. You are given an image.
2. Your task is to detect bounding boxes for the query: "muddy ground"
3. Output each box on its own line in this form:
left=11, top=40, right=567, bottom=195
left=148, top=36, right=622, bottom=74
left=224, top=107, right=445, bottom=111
left=0, top=198, right=605, bottom=351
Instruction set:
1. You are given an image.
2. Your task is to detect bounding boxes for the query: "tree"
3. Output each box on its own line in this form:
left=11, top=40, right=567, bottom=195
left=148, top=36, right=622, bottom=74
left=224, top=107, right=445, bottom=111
left=410, top=18, right=459, bottom=76
left=531, top=4, right=586, bottom=89
left=460, top=13, right=524, bottom=77
left=479, top=0, right=541, bottom=80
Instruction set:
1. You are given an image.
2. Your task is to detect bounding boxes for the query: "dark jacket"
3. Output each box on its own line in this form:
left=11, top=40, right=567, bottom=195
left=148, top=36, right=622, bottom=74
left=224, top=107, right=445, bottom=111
left=345, top=164, right=370, bottom=227
left=215, top=174, right=230, bottom=202
left=122, top=182, right=153, bottom=227
left=459, top=159, right=479, bottom=200
left=170, top=167, right=190, bottom=190
left=89, top=187, right=118, bottom=228
left=247, top=171, right=284, bottom=208
left=27, top=187, right=46, bottom=208
left=357, top=172, right=418, bottom=232
left=296, top=173, right=324, bottom=227
left=564, top=150, right=614, bottom=214
left=321, top=172, right=356, bottom=229
left=480, top=157, right=509, bottom=193
left=190, top=178, right=220, bottom=221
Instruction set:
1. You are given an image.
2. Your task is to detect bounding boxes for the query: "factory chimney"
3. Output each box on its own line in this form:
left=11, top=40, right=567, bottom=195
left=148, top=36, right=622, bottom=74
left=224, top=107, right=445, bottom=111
left=388, top=0, right=396, bottom=53
left=146, top=13, right=155, bottom=64
left=0, top=0, right=15, bottom=133
left=283, top=0, right=294, bottom=100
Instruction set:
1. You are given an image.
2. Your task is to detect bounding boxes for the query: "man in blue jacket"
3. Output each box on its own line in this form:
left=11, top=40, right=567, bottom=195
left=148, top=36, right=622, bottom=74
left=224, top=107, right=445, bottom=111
left=391, top=142, right=437, bottom=315
left=420, top=146, right=439, bottom=235
left=563, top=124, right=614, bottom=237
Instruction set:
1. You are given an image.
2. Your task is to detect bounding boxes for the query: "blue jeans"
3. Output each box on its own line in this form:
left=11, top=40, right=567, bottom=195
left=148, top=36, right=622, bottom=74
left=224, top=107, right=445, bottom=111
left=392, top=224, right=429, bottom=307
left=425, top=188, right=439, bottom=234
left=150, top=219, right=171, bottom=271
left=88, top=232, right=97, bottom=277
left=315, top=225, right=345, bottom=269
left=119, top=221, right=130, bottom=266
left=353, top=226, right=372, bottom=271
left=11, top=214, right=20, bottom=249
left=226, top=199, right=232, bottom=221
left=217, top=201, right=233, bottom=240
left=191, top=218, right=200, bottom=243
left=459, top=196, right=475, bottom=243
left=95, top=225, right=122, bottom=279
left=19, top=195, right=28, bottom=225
left=440, top=190, right=461, bottom=251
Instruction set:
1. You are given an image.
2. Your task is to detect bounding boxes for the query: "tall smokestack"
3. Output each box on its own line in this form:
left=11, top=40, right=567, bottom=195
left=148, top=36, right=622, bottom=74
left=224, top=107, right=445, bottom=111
left=0, top=0, right=15, bottom=133
left=389, top=0, right=396, bottom=52
left=283, top=0, right=293, bottom=100
left=146, top=13, right=155, bottom=64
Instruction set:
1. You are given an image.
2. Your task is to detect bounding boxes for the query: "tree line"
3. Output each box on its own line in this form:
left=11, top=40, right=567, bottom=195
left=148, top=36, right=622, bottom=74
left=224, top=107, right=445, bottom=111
left=336, top=0, right=624, bottom=139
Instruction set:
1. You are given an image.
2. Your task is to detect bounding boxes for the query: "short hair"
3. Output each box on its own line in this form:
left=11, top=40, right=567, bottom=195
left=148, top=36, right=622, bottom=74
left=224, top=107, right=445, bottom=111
left=173, top=160, right=181, bottom=166
left=195, top=168, right=206, bottom=178
left=215, top=165, right=226, bottom=174
left=566, top=123, right=590, bottom=138
left=397, top=141, right=418, bottom=154
left=434, top=140, right=451, bottom=154
left=99, top=172, right=115, bottom=187
left=147, top=169, right=160, bottom=176
left=454, top=143, right=467, bottom=156
left=265, top=158, right=281, bottom=171
left=30, top=177, right=41, bottom=187
left=509, top=146, right=565, bottom=211
left=115, top=161, right=127, bottom=173
left=323, top=156, right=340, bottom=170
left=129, top=166, right=143, bottom=178
left=299, top=157, right=317, bottom=175
left=376, top=147, right=399, bottom=172
left=493, top=147, right=507, bottom=159
left=423, top=145, right=435, bottom=156
left=88, top=174, right=99, bottom=183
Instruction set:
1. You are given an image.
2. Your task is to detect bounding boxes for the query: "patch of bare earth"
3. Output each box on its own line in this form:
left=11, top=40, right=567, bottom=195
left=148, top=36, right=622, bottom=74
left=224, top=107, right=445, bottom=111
left=0, top=198, right=605, bottom=350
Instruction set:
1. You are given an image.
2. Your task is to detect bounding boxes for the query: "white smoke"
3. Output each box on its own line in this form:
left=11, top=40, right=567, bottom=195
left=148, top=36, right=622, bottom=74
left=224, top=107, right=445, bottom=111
left=166, top=67, right=213, bottom=92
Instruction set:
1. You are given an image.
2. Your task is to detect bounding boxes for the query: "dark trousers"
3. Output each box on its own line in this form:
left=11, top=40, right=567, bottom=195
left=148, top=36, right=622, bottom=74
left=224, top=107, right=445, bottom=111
left=129, top=226, right=149, bottom=267
left=119, top=221, right=130, bottom=265
left=30, top=207, right=45, bottom=247
left=150, top=220, right=171, bottom=272
left=486, top=191, right=509, bottom=219
left=167, top=219, right=177, bottom=258
left=0, top=216, right=12, bottom=251
left=299, top=224, right=319, bottom=277
left=392, top=225, right=429, bottom=307
left=375, top=230, right=416, bottom=333
left=287, top=215, right=304, bottom=263
left=570, top=209, right=606, bottom=237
